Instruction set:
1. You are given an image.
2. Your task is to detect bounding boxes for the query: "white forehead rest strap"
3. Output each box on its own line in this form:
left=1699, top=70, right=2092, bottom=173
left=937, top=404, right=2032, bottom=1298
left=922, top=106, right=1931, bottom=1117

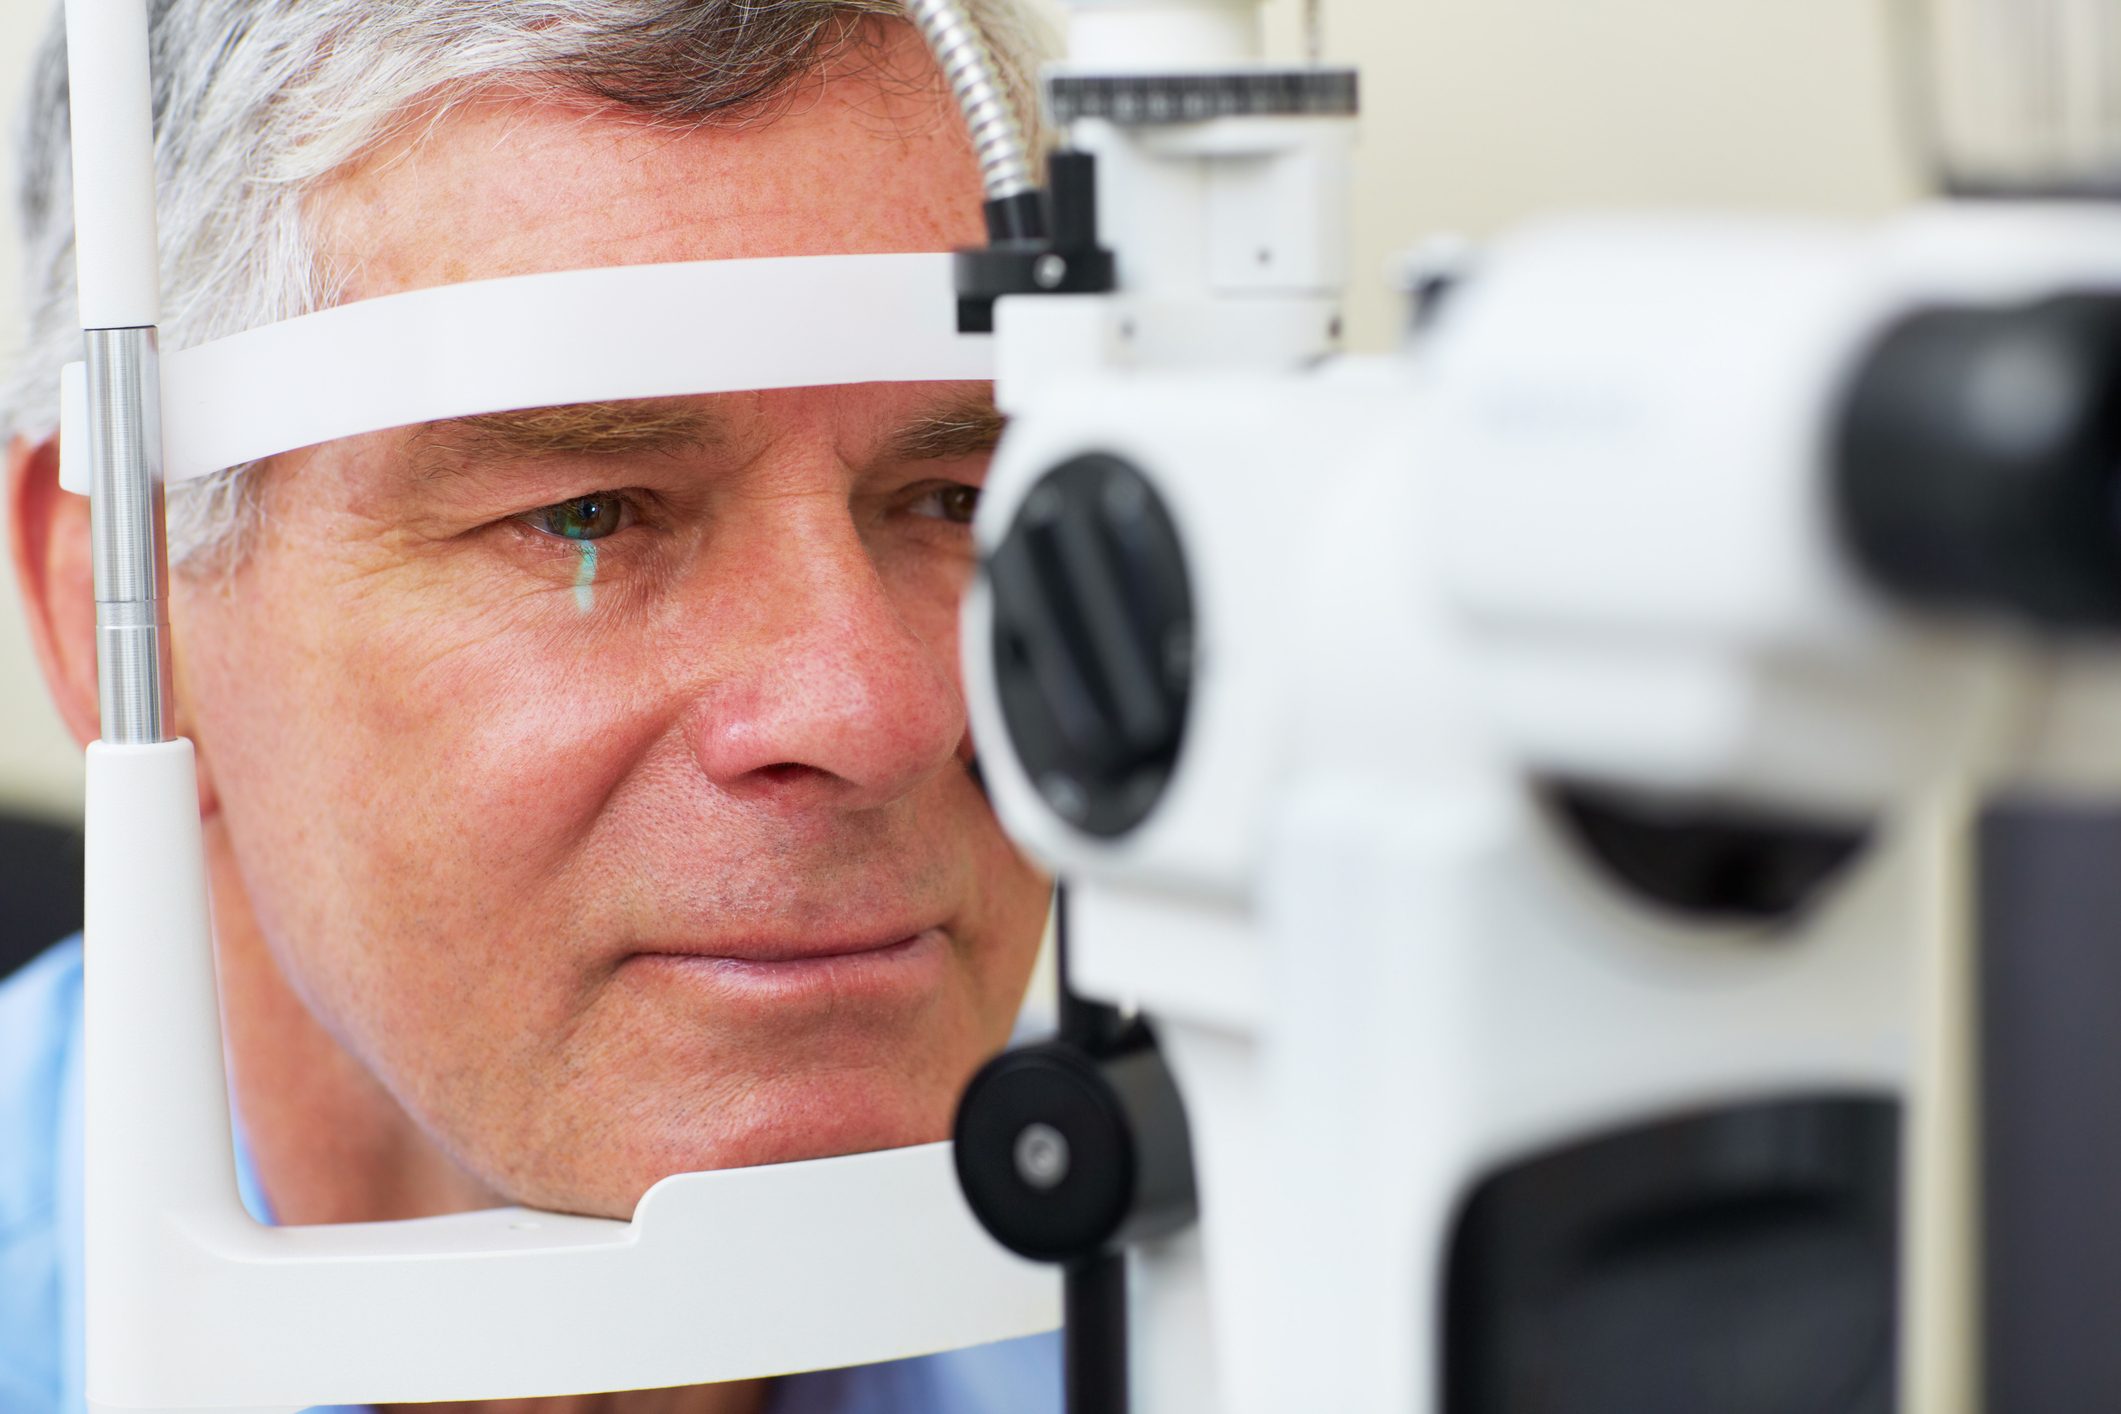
left=59, top=251, right=989, bottom=495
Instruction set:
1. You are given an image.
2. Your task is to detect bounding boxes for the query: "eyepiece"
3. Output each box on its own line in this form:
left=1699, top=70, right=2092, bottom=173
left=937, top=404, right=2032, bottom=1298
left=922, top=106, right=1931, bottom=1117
left=1836, top=294, right=2121, bottom=629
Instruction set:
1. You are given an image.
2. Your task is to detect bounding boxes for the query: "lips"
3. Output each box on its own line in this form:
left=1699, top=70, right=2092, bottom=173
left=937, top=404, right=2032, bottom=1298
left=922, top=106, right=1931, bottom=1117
left=629, top=924, right=942, bottom=965
left=620, top=926, right=953, bottom=1010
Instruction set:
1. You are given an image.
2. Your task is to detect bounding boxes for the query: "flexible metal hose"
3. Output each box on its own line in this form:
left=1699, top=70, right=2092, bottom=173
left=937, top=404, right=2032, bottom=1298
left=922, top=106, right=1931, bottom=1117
left=905, top=0, right=1037, bottom=204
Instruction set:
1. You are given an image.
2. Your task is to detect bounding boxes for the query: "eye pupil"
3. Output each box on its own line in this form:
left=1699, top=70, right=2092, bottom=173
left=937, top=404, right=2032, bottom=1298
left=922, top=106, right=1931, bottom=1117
left=944, top=486, right=979, bottom=523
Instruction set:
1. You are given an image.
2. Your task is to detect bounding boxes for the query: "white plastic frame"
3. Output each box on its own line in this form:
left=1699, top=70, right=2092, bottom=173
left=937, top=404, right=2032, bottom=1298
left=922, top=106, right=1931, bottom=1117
left=60, top=251, right=992, bottom=494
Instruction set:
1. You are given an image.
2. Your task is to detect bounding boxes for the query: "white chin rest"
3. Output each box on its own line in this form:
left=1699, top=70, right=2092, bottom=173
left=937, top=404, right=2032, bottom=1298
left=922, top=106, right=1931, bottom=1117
left=86, top=736, right=1057, bottom=1408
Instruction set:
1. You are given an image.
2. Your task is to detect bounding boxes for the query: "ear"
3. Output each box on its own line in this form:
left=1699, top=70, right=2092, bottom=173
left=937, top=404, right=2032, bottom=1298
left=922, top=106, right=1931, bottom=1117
left=9, top=432, right=99, bottom=751
left=8, top=433, right=221, bottom=817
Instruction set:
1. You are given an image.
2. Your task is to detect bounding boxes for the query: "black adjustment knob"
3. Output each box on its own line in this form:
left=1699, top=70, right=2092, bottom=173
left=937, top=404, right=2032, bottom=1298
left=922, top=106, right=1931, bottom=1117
left=955, top=151, right=1117, bottom=334
left=1837, top=293, right=2121, bottom=629
left=987, top=453, right=1194, bottom=839
left=953, top=1025, right=1198, bottom=1264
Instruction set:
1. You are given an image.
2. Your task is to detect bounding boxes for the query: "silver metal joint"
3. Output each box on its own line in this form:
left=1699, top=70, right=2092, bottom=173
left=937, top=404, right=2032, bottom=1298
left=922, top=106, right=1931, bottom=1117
left=905, top=0, right=1037, bottom=204
left=85, top=325, right=173, bottom=746
left=1013, top=1122, right=1072, bottom=1190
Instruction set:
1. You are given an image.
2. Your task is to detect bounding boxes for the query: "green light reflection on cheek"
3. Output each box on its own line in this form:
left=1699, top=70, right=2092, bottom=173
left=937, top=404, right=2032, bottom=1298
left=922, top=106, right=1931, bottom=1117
left=574, top=540, right=597, bottom=613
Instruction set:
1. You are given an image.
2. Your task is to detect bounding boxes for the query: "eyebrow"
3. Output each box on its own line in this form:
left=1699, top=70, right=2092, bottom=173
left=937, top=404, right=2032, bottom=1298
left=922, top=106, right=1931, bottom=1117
left=407, top=400, right=721, bottom=478
left=404, top=392, right=1007, bottom=482
left=881, top=394, right=1009, bottom=463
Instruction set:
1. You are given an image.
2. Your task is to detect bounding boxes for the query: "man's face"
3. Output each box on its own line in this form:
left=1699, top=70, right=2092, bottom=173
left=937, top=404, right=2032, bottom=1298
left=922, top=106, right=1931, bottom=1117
left=173, top=33, right=1050, bottom=1217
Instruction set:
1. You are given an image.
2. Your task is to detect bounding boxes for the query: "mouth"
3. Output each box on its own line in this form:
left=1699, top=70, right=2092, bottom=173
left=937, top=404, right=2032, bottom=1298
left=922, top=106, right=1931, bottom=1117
left=621, top=926, right=952, bottom=1009
left=634, top=926, right=942, bottom=965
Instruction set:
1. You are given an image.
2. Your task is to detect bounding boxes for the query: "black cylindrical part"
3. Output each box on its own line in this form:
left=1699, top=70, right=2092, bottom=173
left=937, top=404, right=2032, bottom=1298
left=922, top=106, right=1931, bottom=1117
left=1066, top=1253, right=1129, bottom=1414
left=1048, top=149, right=1101, bottom=251
left=952, top=1024, right=1198, bottom=1264
left=985, top=189, right=1048, bottom=243
left=1836, top=294, right=2121, bottom=629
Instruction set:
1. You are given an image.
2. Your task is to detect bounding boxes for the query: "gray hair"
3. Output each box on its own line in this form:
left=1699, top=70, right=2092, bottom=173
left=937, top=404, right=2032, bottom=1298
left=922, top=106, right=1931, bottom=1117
left=5, top=0, right=1047, bottom=567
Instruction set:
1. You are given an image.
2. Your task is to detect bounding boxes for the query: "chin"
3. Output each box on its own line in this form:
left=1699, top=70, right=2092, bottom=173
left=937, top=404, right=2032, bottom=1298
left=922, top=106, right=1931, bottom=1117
left=587, top=1065, right=965, bottom=1212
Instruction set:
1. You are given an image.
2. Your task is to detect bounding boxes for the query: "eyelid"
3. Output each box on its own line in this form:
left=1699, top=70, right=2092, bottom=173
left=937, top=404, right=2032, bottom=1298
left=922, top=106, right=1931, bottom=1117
left=514, top=490, right=643, bottom=541
left=902, top=480, right=981, bottom=523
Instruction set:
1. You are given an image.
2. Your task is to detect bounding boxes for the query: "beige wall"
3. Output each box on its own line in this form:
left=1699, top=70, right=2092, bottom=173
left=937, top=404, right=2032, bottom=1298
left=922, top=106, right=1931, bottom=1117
left=0, top=0, right=1928, bottom=822
left=1261, top=0, right=1924, bottom=349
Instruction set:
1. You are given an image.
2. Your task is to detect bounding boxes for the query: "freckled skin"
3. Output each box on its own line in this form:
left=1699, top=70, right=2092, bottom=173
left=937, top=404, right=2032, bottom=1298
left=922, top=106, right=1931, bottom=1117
left=155, top=26, right=1050, bottom=1230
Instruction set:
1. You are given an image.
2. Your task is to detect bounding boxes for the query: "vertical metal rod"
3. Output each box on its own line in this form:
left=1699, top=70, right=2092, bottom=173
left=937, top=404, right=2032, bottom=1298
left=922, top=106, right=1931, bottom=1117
left=67, top=0, right=172, bottom=746
left=1053, top=883, right=1132, bottom=1414
left=85, top=326, right=171, bottom=745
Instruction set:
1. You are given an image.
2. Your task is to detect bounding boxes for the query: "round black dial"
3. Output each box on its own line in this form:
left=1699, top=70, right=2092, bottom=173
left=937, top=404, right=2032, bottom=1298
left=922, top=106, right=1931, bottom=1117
left=986, top=454, right=1195, bottom=839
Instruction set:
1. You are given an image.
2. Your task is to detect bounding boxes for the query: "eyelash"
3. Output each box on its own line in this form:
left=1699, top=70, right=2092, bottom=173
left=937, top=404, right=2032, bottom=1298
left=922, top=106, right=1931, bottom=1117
left=508, top=479, right=980, bottom=559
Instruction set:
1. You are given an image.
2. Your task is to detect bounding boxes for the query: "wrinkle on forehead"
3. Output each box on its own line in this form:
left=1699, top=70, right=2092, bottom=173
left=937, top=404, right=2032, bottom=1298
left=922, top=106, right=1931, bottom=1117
left=305, top=23, right=983, bottom=306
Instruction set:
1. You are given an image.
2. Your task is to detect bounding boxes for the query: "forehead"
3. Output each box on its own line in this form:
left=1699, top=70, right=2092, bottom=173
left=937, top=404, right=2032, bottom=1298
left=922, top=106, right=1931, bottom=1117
left=310, top=33, right=985, bottom=301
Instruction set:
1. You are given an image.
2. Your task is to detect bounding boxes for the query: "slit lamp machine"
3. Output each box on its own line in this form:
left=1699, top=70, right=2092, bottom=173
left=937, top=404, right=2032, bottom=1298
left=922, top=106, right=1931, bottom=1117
left=62, top=0, right=2121, bottom=1409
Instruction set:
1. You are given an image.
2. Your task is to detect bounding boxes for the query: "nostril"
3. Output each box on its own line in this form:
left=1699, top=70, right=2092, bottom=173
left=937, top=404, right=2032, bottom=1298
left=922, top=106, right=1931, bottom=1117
left=755, top=762, right=818, bottom=785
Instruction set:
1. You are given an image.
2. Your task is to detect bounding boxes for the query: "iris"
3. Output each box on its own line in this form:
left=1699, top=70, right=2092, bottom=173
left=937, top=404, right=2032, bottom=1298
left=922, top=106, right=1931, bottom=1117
left=531, top=494, right=624, bottom=541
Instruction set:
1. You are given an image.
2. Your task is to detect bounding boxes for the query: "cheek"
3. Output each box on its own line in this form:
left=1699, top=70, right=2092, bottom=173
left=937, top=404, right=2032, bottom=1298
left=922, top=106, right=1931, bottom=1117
left=342, top=600, right=682, bottom=954
left=179, top=536, right=674, bottom=1015
left=378, top=630, right=637, bottom=834
left=873, top=549, right=974, bottom=687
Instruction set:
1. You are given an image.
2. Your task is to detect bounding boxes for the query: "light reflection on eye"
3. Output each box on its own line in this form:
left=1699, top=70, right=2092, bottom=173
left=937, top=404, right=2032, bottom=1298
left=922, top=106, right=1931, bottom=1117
left=523, top=493, right=628, bottom=541
left=911, top=484, right=980, bottom=524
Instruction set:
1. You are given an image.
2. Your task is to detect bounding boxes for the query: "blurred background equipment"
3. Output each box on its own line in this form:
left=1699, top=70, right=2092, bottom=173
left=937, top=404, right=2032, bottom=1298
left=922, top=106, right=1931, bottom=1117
left=1916, top=0, right=2121, bottom=195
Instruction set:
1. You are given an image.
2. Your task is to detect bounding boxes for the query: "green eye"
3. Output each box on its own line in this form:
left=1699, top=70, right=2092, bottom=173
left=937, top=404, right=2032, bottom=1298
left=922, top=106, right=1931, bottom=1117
left=527, top=494, right=626, bottom=541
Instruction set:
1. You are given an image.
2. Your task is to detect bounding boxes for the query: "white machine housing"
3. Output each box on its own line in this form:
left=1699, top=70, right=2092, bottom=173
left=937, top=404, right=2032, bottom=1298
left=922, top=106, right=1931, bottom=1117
left=965, top=196, right=2121, bottom=1412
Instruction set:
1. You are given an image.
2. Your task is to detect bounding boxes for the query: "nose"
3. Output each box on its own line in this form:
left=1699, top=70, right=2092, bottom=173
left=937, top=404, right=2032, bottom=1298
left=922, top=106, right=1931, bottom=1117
left=684, top=510, right=968, bottom=812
